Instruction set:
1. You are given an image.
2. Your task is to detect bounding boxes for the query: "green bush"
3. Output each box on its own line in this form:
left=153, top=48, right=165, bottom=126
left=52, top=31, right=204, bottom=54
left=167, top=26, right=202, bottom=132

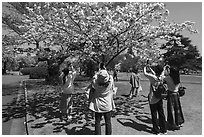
left=20, top=67, right=33, bottom=75
left=20, top=67, right=48, bottom=79
left=74, top=75, right=90, bottom=81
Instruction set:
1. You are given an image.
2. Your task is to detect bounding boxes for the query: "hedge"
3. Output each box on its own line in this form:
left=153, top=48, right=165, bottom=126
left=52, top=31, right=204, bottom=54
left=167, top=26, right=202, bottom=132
left=20, top=67, right=48, bottom=79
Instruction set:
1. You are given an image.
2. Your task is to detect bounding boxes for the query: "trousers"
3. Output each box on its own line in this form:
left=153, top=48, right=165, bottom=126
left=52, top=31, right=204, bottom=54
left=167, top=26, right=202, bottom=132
left=149, top=99, right=167, bottom=133
left=95, top=111, right=112, bottom=135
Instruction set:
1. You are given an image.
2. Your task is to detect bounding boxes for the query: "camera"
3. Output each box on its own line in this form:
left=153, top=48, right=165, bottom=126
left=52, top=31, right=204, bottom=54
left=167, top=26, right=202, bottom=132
left=146, top=59, right=150, bottom=65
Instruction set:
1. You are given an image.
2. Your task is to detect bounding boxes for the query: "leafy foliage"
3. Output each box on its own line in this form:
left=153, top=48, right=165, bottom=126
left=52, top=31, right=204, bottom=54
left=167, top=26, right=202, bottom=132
left=162, top=34, right=201, bottom=71
left=17, top=2, right=197, bottom=63
left=20, top=67, right=48, bottom=79
left=2, top=2, right=199, bottom=77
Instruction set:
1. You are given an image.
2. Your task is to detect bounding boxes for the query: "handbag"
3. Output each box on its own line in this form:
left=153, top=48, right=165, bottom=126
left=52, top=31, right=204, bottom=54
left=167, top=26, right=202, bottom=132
left=152, top=77, right=168, bottom=99
left=178, top=84, right=186, bottom=97
left=137, top=85, right=142, bottom=92
left=85, top=84, right=95, bottom=101
left=88, top=87, right=95, bottom=101
left=113, top=87, right=118, bottom=96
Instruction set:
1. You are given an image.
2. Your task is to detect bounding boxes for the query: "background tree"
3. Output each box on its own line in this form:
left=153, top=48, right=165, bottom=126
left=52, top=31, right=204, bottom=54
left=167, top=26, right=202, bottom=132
left=2, top=2, right=50, bottom=48
left=2, top=35, right=20, bottom=74
left=161, top=34, right=201, bottom=71
left=3, top=2, right=82, bottom=81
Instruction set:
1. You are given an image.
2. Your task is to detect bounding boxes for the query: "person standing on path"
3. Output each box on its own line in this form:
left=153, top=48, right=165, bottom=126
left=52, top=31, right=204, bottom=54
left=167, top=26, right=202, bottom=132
left=113, top=67, right=118, bottom=81
left=128, top=66, right=142, bottom=100
left=59, top=61, right=77, bottom=120
left=162, top=65, right=184, bottom=130
left=143, top=63, right=167, bottom=135
left=89, top=63, right=116, bottom=135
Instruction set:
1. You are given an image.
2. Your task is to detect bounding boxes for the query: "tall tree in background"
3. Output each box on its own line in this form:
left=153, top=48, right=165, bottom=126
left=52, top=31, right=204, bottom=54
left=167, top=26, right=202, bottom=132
left=2, top=35, right=21, bottom=74
left=2, top=2, right=49, bottom=48
left=161, top=34, right=201, bottom=71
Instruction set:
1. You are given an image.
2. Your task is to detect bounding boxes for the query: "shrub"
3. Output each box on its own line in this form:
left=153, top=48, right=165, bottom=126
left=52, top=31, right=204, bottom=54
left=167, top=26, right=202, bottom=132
left=20, top=67, right=33, bottom=75
left=20, top=67, right=48, bottom=79
left=29, top=67, right=48, bottom=79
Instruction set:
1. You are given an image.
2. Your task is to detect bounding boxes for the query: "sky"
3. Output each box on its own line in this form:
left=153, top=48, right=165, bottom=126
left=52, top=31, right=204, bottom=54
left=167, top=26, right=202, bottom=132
left=164, top=2, right=202, bottom=54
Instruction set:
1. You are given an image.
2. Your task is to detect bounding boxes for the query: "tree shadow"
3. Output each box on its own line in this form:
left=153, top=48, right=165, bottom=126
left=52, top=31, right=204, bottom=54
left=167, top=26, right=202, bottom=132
left=2, top=80, right=151, bottom=134
left=2, top=95, right=26, bottom=122
left=135, top=115, right=152, bottom=124
left=2, top=84, right=20, bottom=96
left=121, top=94, right=129, bottom=98
left=112, top=95, right=149, bottom=117
left=141, top=94, right=148, bottom=99
left=117, top=118, right=152, bottom=134
left=64, top=125, right=95, bottom=135
left=23, top=81, right=96, bottom=133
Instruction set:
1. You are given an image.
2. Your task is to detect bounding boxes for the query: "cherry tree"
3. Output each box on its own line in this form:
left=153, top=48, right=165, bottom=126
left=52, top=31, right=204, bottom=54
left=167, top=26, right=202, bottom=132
left=18, top=2, right=198, bottom=76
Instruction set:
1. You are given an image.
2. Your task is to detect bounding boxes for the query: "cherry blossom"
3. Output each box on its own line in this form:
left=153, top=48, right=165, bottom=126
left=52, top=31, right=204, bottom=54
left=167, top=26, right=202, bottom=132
left=18, top=2, right=198, bottom=64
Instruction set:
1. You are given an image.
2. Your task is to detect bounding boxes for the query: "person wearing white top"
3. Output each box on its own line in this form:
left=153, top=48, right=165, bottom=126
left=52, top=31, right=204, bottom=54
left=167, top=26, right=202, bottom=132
left=129, top=66, right=142, bottom=99
left=59, top=62, right=76, bottom=120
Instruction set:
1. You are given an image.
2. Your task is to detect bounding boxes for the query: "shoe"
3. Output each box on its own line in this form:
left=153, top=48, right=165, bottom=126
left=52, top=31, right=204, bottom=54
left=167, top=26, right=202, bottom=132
left=151, top=129, right=160, bottom=135
left=169, top=126, right=180, bottom=131
left=179, top=124, right=183, bottom=127
left=174, top=126, right=180, bottom=130
left=67, top=115, right=72, bottom=119
left=128, top=96, right=133, bottom=100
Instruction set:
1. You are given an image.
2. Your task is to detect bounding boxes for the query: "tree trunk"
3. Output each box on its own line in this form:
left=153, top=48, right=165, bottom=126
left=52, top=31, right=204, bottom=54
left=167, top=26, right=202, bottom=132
left=2, top=61, right=7, bottom=74
left=36, top=41, right=39, bottom=49
left=46, top=60, right=61, bottom=85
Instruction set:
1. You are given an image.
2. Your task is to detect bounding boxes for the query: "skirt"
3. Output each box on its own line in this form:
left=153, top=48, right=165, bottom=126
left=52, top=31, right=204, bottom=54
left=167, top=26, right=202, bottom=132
left=167, top=92, right=184, bottom=127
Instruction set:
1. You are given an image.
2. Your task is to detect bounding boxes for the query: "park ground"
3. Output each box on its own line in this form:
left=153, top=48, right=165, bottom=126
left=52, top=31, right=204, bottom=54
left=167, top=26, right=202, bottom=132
left=2, top=72, right=202, bottom=135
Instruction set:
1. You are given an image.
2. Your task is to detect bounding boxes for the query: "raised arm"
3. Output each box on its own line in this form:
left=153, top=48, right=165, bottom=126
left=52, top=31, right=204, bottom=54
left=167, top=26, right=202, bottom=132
left=149, top=67, right=156, bottom=75
left=143, top=66, right=148, bottom=75
left=143, top=66, right=156, bottom=81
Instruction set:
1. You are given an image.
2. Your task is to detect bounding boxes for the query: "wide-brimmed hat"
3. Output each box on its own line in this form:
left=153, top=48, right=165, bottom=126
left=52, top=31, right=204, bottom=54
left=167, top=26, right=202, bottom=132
left=97, top=70, right=110, bottom=85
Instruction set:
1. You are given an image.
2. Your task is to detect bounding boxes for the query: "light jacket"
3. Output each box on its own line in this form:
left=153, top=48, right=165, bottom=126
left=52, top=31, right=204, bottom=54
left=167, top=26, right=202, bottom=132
left=61, top=70, right=76, bottom=94
left=89, top=74, right=116, bottom=113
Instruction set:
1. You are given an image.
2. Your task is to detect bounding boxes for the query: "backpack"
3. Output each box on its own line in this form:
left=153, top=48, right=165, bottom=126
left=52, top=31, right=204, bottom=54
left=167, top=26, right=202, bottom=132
left=151, top=77, right=167, bottom=99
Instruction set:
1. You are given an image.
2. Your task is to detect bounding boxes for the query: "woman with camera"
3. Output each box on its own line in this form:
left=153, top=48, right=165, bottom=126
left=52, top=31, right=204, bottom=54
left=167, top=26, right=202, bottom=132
left=162, top=65, right=184, bottom=131
left=143, top=60, right=167, bottom=135
left=59, top=61, right=77, bottom=120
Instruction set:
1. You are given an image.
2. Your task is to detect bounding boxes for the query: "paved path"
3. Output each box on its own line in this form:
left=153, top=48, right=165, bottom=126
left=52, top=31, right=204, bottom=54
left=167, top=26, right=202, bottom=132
left=26, top=75, right=202, bottom=135
left=2, top=75, right=29, bottom=135
left=2, top=73, right=202, bottom=135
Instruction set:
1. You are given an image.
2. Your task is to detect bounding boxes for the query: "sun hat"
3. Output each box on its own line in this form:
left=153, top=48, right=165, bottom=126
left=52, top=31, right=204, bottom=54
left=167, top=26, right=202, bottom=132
left=97, top=70, right=110, bottom=85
